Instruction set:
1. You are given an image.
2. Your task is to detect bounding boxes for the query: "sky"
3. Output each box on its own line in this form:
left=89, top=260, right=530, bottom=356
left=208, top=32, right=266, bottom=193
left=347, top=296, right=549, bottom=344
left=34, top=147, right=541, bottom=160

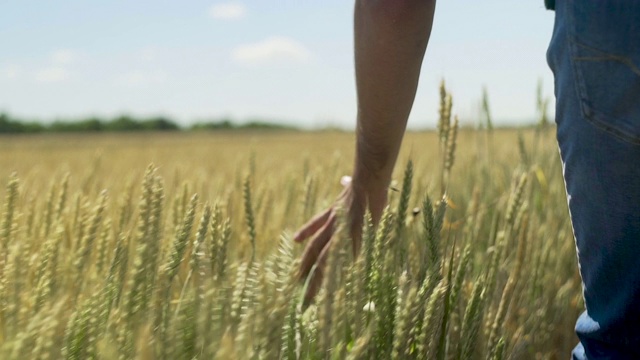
left=0, top=1, right=556, bottom=129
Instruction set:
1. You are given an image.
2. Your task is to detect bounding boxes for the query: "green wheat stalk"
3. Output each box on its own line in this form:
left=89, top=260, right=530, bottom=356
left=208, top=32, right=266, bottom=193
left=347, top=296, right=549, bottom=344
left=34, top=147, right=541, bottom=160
left=243, top=176, right=257, bottom=262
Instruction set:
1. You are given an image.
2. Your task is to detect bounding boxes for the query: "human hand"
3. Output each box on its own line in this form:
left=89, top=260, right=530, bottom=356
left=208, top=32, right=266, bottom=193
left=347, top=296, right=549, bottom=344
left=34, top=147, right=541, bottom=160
left=294, top=175, right=386, bottom=306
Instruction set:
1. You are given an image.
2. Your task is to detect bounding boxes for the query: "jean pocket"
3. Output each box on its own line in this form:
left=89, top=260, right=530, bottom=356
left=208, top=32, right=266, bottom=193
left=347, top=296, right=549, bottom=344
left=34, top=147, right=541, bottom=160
left=570, top=39, right=640, bottom=145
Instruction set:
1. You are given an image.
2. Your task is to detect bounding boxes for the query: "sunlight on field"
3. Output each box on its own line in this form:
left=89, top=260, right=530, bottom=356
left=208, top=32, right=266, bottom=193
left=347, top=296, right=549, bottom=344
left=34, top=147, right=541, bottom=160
left=0, top=128, right=582, bottom=359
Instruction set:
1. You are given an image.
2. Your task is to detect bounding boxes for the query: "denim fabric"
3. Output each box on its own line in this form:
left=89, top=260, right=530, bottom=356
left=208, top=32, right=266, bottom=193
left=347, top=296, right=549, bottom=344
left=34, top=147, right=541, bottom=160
left=547, top=1, right=640, bottom=359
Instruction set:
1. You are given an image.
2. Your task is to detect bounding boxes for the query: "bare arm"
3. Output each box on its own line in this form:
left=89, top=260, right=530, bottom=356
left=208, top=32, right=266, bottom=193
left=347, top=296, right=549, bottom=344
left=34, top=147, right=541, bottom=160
left=353, top=0, right=436, bottom=223
left=295, top=0, right=436, bottom=304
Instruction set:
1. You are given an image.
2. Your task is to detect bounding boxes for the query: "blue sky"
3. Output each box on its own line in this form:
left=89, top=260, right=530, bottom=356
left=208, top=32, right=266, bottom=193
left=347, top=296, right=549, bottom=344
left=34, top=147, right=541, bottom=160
left=0, top=1, right=555, bottom=129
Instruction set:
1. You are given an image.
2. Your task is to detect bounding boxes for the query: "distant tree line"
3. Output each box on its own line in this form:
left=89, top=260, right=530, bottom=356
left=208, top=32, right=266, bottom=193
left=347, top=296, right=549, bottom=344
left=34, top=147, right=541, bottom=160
left=0, top=113, right=298, bottom=134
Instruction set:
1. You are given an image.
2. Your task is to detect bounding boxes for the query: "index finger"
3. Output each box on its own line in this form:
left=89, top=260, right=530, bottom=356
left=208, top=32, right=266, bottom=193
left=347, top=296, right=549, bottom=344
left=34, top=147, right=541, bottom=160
left=294, top=208, right=332, bottom=242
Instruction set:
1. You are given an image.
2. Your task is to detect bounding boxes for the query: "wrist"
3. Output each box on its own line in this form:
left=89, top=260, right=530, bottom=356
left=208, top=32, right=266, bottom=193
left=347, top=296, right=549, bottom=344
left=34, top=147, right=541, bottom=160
left=351, top=165, right=389, bottom=194
left=353, top=127, right=399, bottom=192
left=350, top=166, right=388, bottom=225
left=353, top=148, right=393, bottom=194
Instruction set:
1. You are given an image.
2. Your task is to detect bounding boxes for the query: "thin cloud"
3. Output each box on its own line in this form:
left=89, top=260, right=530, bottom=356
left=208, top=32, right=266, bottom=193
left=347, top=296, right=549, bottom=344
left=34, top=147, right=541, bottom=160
left=51, top=49, right=77, bottom=64
left=209, top=2, right=246, bottom=20
left=232, top=37, right=312, bottom=65
left=136, top=46, right=159, bottom=62
left=2, top=65, right=21, bottom=80
left=117, top=70, right=167, bottom=86
left=34, top=67, right=69, bottom=83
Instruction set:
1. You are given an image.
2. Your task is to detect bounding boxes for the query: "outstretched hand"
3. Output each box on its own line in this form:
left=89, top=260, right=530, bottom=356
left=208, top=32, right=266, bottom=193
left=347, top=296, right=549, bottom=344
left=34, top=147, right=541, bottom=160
left=294, top=176, right=386, bottom=306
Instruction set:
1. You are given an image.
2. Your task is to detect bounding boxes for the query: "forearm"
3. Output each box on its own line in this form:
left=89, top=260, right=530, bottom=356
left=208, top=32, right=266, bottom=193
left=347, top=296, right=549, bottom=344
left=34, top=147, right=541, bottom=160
left=352, top=0, right=436, bottom=193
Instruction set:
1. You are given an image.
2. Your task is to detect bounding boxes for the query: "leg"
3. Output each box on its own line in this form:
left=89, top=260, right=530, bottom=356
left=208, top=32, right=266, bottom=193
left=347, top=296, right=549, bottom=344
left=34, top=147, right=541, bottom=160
left=548, top=1, right=640, bottom=358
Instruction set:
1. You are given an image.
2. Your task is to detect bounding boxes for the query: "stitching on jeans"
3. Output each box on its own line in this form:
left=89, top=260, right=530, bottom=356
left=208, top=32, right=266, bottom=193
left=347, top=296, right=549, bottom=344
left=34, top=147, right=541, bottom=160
left=568, top=36, right=640, bottom=146
left=573, top=41, right=640, bottom=77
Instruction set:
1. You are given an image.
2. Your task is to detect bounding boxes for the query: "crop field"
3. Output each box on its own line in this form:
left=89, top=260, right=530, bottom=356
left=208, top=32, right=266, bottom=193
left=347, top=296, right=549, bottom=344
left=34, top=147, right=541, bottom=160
left=0, top=124, right=583, bottom=358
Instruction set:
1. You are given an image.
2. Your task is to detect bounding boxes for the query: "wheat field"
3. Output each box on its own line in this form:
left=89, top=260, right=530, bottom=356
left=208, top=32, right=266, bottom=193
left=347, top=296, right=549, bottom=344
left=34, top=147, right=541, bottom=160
left=0, top=122, right=583, bottom=359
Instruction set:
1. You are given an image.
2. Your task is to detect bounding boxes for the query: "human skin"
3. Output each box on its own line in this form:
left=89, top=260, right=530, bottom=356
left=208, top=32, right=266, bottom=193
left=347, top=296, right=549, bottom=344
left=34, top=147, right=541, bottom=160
left=294, top=0, right=437, bottom=305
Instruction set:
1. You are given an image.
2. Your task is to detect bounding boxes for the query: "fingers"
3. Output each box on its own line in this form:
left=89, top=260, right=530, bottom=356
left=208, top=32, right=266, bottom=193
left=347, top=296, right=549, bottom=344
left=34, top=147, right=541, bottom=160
left=294, top=208, right=332, bottom=243
left=297, top=204, right=366, bottom=306
left=303, top=241, right=331, bottom=307
left=298, top=212, right=336, bottom=280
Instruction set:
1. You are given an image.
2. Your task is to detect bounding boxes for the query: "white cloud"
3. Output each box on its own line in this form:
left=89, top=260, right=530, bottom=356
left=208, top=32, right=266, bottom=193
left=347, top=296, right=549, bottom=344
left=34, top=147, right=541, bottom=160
left=117, top=70, right=167, bottom=86
left=34, top=67, right=69, bottom=83
left=2, top=65, right=21, bottom=80
left=209, top=2, right=246, bottom=20
left=232, top=37, right=312, bottom=65
left=136, top=46, right=159, bottom=62
left=51, top=49, right=77, bottom=64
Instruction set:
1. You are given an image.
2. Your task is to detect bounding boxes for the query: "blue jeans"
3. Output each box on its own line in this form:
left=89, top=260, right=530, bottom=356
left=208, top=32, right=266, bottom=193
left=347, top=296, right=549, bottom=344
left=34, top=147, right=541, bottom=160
left=547, top=1, right=640, bottom=358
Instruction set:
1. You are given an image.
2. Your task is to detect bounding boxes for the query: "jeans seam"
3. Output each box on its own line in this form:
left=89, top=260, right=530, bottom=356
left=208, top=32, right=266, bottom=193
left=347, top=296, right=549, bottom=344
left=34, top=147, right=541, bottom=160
left=568, top=35, right=640, bottom=146
left=573, top=42, right=640, bottom=77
